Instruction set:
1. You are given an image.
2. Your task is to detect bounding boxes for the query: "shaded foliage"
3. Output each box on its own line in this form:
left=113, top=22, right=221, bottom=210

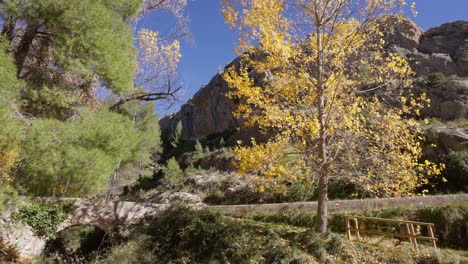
left=13, top=202, right=74, bottom=239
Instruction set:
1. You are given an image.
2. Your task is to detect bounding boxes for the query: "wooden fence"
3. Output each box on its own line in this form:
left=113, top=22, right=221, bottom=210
left=345, top=215, right=437, bottom=251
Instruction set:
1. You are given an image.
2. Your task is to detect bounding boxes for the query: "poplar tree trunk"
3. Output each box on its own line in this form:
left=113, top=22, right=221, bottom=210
left=315, top=24, right=329, bottom=234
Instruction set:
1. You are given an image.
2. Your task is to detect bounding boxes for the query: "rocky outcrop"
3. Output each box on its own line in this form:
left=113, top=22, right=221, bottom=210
left=160, top=18, right=468, bottom=144
left=418, top=21, right=468, bottom=76
left=0, top=219, right=46, bottom=257
left=160, top=62, right=240, bottom=140
left=159, top=192, right=203, bottom=204
left=380, top=15, right=424, bottom=50
left=386, top=19, right=468, bottom=77
left=419, top=79, right=468, bottom=120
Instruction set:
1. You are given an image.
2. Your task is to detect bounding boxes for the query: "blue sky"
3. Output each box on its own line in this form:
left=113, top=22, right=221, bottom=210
left=148, top=0, right=468, bottom=115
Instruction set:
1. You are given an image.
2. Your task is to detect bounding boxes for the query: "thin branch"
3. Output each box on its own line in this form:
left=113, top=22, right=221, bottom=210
left=109, top=81, right=182, bottom=111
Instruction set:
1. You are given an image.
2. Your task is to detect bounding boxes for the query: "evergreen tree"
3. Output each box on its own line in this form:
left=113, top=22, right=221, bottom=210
left=1, top=0, right=142, bottom=93
left=0, top=0, right=187, bottom=198
left=0, top=36, right=23, bottom=210
left=16, top=110, right=142, bottom=196
left=194, top=140, right=203, bottom=153
left=162, top=157, right=184, bottom=190
left=171, top=121, right=183, bottom=148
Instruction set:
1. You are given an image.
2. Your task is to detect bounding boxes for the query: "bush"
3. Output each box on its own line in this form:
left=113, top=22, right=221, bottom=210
left=415, top=205, right=467, bottom=249
left=427, top=73, right=447, bottom=86
left=444, top=150, right=468, bottom=192
left=94, top=206, right=313, bottom=263
left=245, top=210, right=315, bottom=228
left=13, top=202, right=74, bottom=239
left=92, top=234, right=154, bottom=264
left=181, top=147, right=235, bottom=172
left=44, top=225, right=111, bottom=263
left=0, top=242, right=21, bottom=263
left=161, top=157, right=184, bottom=190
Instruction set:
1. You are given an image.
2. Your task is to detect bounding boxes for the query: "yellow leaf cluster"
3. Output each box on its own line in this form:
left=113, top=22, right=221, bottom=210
left=0, top=144, right=20, bottom=185
left=223, top=0, right=443, bottom=197
left=136, top=28, right=182, bottom=88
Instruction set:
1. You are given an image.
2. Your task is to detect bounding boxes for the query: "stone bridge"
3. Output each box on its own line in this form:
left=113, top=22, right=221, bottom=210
left=57, top=194, right=468, bottom=233
left=57, top=199, right=173, bottom=233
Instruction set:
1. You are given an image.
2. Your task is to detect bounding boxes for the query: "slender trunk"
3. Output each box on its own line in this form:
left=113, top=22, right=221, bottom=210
left=64, top=176, right=71, bottom=196
left=315, top=24, right=329, bottom=234
left=14, top=23, right=40, bottom=78
left=106, top=164, right=120, bottom=201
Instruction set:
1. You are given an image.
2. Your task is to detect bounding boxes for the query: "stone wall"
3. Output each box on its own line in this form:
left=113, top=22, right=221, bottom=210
left=208, top=194, right=468, bottom=216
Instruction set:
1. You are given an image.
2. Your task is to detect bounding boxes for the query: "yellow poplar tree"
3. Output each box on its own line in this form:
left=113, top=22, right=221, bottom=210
left=222, top=0, right=442, bottom=233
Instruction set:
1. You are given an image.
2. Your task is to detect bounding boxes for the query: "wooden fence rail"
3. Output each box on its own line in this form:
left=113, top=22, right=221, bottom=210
left=345, top=215, right=437, bottom=251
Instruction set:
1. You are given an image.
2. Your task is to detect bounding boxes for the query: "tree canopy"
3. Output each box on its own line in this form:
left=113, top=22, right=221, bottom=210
left=0, top=0, right=185, bottom=200
left=222, top=0, right=442, bottom=233
left=0, top=36, right=23, bottom=209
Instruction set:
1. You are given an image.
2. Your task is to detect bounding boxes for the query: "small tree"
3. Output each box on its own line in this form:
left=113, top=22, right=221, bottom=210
left=162, top=157, right=184, bottom=190
left=194, top=140, right=203, bottom=153
left=222, top=0, right=442, bottom=233
left=171, top=121, right=183, bottom=148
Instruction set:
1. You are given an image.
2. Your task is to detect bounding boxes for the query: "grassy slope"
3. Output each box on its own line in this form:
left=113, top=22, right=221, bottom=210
left=61, top=206, right=465, bottom=264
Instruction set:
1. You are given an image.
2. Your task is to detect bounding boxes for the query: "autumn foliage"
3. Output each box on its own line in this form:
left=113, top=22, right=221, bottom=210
left=222, top=0, right=443, bottom=232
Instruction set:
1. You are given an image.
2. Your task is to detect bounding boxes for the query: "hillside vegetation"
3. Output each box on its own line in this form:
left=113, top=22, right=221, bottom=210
left=0, top=0, right=467, bottom=262
left=27, top=205, right=466, bottom=264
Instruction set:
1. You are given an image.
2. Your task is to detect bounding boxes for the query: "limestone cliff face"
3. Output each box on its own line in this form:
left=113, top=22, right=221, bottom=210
left=160, top=18, right=468, bottom=148
left=160, top=59, right=239, bottom=141
left=418, top=21, right=468, bottom=76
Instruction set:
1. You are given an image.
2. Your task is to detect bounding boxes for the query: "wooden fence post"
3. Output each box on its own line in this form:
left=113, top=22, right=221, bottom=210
left=345, top=216, right=351, bottom=239
left=428, top=225, right=437, bottom=248
left=353, top=218, right=360, bottom=240
left=410, top=224, right=419, bottom=251
left=343, top=215, right=436, bottom=251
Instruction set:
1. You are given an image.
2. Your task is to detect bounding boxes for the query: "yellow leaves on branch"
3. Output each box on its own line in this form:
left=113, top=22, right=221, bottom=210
left=137, top=28, right=181, bottom=81
left=222, top=0, right=290, bottom=55
left=0, top=144, right=19, bottom=185
left=222, top=0, right=443, bottom=197
left=233, top=135, right=312, bottom=191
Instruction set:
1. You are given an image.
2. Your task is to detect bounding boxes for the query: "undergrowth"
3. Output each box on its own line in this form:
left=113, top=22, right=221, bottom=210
left=13, top=202, right=74, bottom=240
left=244, top=204, right=468, bottom=249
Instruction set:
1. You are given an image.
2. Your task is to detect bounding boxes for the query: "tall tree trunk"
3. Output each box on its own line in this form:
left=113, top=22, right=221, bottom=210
left=14, top=23, right=40, bottom=78
left=315, top=24, right=329, bottom=234
left=1, top=14, right=17, bottom=42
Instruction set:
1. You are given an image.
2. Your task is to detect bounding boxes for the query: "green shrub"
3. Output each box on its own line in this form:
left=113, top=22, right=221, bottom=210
left=181, top=147, right=235, bottom=172
left=0, top=185, right=18, bottom=214
left=43, top=225, right=111, bottom=263
left=427, top=73, right=447, bottom=86
left=92, top=234, right=154, bottom=264
left=16, top=110, right=143, bottom=197
left=161, top=157, right=184, bottom=190
left=245, top=210, right=316, bottom=228
left=415, top=205, right=467, bottom=249
left=444, top=150, right=468, bottom=192
left=13, top=202, right=74, bottom=239
left=194, top=140, right=203, bottom=153
left=94, top=206, right=313, bottom=263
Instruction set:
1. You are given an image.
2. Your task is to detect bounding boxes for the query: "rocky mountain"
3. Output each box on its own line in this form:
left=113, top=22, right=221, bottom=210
left=160, top=65, right=240, bottom=141
left=161, top=17, right=468, bottom=151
